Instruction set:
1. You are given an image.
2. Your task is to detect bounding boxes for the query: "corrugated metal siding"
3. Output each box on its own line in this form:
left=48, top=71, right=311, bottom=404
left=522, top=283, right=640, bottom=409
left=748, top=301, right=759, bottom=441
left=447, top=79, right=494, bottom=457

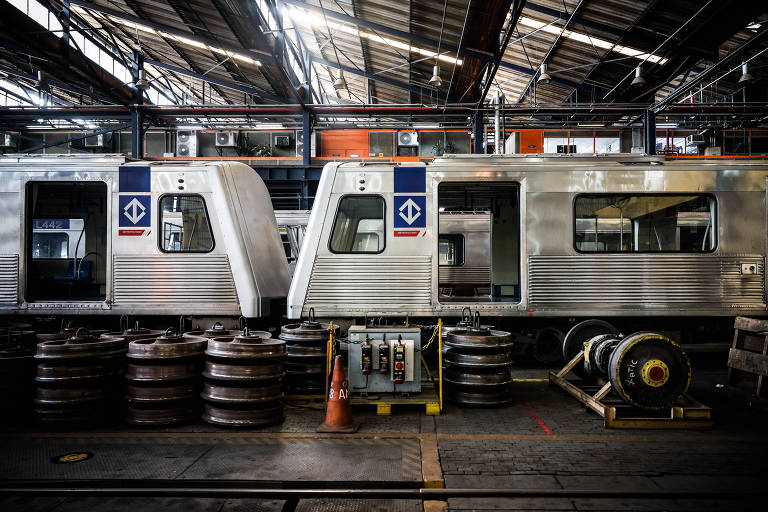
left=529, top=255, right=765, bottom=308
left=439, top=266, right=489, bottom=284
left=0, top=255, right=19, bottom=304
left=113, top=254, right=238, bottom=306
left=307, top=256, right=431, bottom=308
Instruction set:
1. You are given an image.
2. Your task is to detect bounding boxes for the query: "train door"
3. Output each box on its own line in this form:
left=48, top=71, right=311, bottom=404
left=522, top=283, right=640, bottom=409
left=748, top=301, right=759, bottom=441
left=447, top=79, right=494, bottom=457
left=24, top=181, right=108, bottom=301
left=437, top=182, right=520, bottom=302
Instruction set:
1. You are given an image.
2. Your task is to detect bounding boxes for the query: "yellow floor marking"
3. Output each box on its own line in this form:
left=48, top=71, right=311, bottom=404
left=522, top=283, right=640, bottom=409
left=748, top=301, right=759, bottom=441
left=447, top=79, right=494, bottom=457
left=512, top=378, right=549, bottom=382
left=420, top=434, right=444, bottom=489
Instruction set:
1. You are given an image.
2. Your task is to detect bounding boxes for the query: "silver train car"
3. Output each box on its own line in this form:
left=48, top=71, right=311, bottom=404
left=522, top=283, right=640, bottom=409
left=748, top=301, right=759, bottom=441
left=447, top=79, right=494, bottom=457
left=0, top=154, right=290, bottom=318
left=288, top=154, right=767, bottom=320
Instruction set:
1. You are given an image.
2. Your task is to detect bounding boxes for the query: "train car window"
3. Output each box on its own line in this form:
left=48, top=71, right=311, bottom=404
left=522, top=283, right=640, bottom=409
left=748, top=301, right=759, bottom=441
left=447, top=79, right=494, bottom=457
left=439, top=235, right=464, bottom=266
left=329, top=195, right=385, bottom=254
left=32, top=232, right=69, bottom=259
left=159, top=195, right=214, bottom=253
left=574, top=194, right=716, bottom=253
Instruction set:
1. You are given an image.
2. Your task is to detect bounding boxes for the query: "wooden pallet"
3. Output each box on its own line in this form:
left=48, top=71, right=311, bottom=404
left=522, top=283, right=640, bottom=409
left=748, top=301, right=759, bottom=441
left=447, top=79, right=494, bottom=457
left=728, top=316, right=768, bottom=396
left=549, top=351, right=712, bottom=429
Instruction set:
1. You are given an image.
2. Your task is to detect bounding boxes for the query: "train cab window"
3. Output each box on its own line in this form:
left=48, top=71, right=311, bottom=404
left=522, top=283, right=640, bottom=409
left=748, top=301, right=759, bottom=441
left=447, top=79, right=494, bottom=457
left=329, top=196, right=385, bottom=254
left=574, top=195, right=716, bottom=252
left=159, top=195, right=214, bottom=252
left=439, top=235, right=464, bottom=266
left=25, top=182, right=107, bottom=302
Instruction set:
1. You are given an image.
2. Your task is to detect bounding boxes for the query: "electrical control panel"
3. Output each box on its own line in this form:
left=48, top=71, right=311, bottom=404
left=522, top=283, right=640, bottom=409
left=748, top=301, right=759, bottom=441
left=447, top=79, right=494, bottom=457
left=347, top=326, right=421, bottom=394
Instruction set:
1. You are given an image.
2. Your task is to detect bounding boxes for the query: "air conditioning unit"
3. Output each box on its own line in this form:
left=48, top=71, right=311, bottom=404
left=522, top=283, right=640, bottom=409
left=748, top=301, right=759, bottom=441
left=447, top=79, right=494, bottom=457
left=398, top=131, right=418, bottom=147
left=704, top=146, right=722, bottom=156
left=274, top=134, right=291, bottom=148
left=84, top=133, right=105, bottom=147
left=0, top=133, right=15, bottom=149
left=215, top=131, right=237, bottom=147
left=177, top=130, right=197, bottom=157
left=686, top=134, right=706, bottom=145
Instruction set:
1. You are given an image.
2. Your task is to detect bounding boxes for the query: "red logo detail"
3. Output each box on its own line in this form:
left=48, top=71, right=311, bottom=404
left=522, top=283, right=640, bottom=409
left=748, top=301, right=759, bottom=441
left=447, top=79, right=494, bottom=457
left=394, top=230, right=421, bottom=237
left=119, top=229, right=145, bottom=236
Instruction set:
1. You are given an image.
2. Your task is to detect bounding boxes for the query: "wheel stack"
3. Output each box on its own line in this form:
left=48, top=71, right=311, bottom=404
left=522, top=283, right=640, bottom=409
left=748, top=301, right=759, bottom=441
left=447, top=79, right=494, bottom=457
left=201, top=328, right=286, bottom=427
left=34, top=329, right=126, bottom=424
left=444, top=314, right=514, bottom=407
left=279, top=309, right=336, bottom=395
left=124, top=328, right=207, bottom=426
left=186, top=321, right=243, bottom=339
left=102, top=319, right=165, bottom=345
left=0, top=324, right=37, bottom=424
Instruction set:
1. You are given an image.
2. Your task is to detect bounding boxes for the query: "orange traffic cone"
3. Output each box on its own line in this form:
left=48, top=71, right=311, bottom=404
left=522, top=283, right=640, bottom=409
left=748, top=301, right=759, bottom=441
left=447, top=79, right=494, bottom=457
left=317, top=355, right=359, bottom=433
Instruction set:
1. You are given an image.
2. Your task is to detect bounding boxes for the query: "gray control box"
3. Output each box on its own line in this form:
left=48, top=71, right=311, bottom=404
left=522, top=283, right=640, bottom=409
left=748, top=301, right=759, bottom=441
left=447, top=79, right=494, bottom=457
left=347, top=326, right=422, bottom=394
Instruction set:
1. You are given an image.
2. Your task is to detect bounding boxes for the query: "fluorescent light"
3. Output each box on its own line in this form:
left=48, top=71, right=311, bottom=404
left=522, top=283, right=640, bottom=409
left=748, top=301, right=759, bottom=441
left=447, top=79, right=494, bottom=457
left=74, top=6, right=261, bottom=66
left=577, top=123, right=605, bottom=128
left=291, top=6, right=462, bottom=65
left=656, top=122, right=678, bottom=129
left=518, top=17, right=668, bottom=65
left=413, top=124, right=440, bottom=129
left=256, top=123, right=284, bottom=129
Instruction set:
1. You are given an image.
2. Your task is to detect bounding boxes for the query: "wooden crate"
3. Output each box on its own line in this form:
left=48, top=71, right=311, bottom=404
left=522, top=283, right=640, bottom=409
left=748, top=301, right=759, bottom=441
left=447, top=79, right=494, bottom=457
left=549, top=351, right=712, bottom=429
left=728, top=316, right=768, bottom=396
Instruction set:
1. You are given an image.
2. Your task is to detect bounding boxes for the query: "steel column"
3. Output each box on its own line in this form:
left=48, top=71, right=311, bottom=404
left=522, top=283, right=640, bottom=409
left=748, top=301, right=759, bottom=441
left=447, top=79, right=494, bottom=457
left=302, top=109, right=312, bottom=166
left=644, top=110, right=656, bottom=155
left=473, top=114, right=483, bottom=154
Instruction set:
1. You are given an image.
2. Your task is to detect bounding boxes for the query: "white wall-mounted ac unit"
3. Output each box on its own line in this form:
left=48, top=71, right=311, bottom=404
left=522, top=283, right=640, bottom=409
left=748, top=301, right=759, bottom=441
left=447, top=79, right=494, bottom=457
left=274, top=134, right=291, bottom=148
left=177, top=130, right=197, bottom=157
left=686, top=134, right=706, bottom=145
left=215, top=131, right=237, bottom=147
left=398, top=131, right=418, bottom=147
left=84, top=134, right=105, bottom=147
left=0, top=133, right=15, bottom=149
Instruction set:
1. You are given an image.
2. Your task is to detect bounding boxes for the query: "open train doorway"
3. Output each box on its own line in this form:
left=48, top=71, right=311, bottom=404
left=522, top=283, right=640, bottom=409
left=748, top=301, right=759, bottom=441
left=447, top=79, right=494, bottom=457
left=438, top=182, right=520, bottom=302
left=25, top=181, right=108, bottom=302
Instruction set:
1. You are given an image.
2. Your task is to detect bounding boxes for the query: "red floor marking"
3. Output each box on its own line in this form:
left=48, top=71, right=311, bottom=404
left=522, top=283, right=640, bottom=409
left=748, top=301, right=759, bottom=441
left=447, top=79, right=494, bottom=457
left=521, top=400, right=553, bottom=435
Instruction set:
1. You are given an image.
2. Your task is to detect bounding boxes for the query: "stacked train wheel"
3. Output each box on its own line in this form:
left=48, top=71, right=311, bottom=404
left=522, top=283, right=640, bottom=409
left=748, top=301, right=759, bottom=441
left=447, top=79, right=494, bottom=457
left=102, top=319, right=165, bottom=344
left=202, top=328, right=286, bottom=427
left=444, top=314, right=515, bottom=407
left=279, top=309, right=336, bottom=396
left=187, top=322, right=243, bottom=339
left=0, top=323, right=37, bottom=423
left=34, top=329, right=126, bottom=424
left=124, top=328, right=207, bottom=426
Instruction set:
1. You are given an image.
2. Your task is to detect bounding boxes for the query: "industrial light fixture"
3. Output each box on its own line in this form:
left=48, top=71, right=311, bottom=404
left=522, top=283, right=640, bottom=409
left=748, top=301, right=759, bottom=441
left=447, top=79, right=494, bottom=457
left=333, top=69, right=347, bottom=90
left=738, top=61, right=754, bottom=84
left=537, top=63, right=551, bottom=85
left=429, top=64, right=443, bottom=87
left=631, top=66, right=645, bottom=88
left=134, top=69, right=150, bottom=90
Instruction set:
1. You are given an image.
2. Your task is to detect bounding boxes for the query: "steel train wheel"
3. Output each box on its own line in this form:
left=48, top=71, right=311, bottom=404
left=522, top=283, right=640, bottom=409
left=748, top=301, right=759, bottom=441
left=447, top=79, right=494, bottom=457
left=562, top=320, right=619, bottom=378
left=202, top=402, right=285, bottom=427
left=608, top=332, right=691, bottom=410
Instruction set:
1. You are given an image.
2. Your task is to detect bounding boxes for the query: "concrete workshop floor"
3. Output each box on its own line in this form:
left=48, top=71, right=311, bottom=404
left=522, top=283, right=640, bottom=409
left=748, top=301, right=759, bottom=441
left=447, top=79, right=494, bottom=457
left=1, top=357, right=767, bottom=512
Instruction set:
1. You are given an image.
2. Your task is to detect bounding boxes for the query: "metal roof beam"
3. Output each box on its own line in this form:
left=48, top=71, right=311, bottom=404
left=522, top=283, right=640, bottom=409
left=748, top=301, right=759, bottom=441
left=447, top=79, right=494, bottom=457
left=652, top=23, right=768, bottom=112
left=281, top=0, right=492, bottom=62
left=0, top=64, right=118, bottom=104
left=68, top=0, right=276, bottom=65
left=144, top=59, right=288, bottom=104
left=524, top=2, right=624, bottom=37
left=309, top=56, right=447, bottom=101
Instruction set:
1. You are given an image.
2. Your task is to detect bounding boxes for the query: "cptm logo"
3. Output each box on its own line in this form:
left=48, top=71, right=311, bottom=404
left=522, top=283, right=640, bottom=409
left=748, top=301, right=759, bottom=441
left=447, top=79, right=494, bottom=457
left=394, top=196, right=426, bottom=228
